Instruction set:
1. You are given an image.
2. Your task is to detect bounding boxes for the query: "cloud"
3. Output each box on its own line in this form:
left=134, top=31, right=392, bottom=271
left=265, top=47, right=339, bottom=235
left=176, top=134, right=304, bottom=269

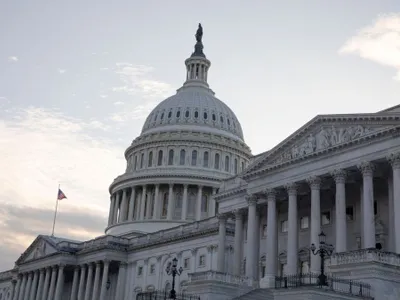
left=113, top=101, right=124, bottom=106
left=58, top=68, right=66, bottom=74
left=0, top=107, right=126, bottom=269
left=8, top=56, right=18, bottom=62
left=112, top=63, right=173, bottom=98
left=99, top=94, right=108, bottom=98
left=109, top=101, right=158, bottom=123
left=339, top=13, right=400, bottom=80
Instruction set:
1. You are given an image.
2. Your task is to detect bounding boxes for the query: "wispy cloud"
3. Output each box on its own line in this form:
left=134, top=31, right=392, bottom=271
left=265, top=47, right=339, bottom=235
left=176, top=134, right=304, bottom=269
left=339, top=13, right=400, bottom=81
left=109, top=101, right=158, bottom=123
left=8, top=56, right=18, bottom=62
left=0, top=107, right=125, bottom=268
left=58, top=68, right=66, bottom=74
left=99, top=94, right=108, bottom=98
left=112, top=63, right=173, bottom=98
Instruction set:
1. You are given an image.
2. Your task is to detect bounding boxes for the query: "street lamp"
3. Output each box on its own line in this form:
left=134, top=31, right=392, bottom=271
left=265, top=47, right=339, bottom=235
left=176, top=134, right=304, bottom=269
left=165, top=257, right=183, bottom=299
left=310, top=231, right=334, bottom=286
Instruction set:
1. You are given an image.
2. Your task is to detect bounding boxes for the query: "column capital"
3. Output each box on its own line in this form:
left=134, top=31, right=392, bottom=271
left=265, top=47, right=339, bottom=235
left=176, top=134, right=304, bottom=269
left=331, top=169, right=347, bottom=184
left=103, top=259, right=111, bottom=265
left=39, top=268, right=45, bottom=274
left=73, top=265, right=80, bottom=271
left=183, top=184, right=189, bottom=189
left=358, top=161, right=375, bottom=176
left=307, top=176, right=321, bottom=189
left=58, top=263, right=66, bottom=269
left=212, top=188, right=217, bottom=194
left=285, top=183, right=298, bottom=196
left=198, top=185, right=203, bottom=190
left=216, top=213, right=227, bottom=222
left=387, top=152, right=400, bottom=169
left=246, top=194, right=258, bottom=206
left=143, top=184, right=148, bottom=189
left=264, top=188, right=277, bottom=200
left=168, top=183, right=174, bottom=188
left=119, top=262, right=128, bottom=268
left=232, top=209, right=243, bottom=219
left=95, top=261, right=102, bottom=266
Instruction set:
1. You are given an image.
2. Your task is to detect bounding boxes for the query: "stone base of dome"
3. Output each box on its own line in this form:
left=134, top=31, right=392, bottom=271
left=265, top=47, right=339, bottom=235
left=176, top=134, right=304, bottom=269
left=105, top=219, right=191, bottom=237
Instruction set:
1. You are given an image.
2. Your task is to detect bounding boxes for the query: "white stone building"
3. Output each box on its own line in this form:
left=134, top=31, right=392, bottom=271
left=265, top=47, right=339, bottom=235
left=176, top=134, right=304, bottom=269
left=1, top=25, right=400, bottom=300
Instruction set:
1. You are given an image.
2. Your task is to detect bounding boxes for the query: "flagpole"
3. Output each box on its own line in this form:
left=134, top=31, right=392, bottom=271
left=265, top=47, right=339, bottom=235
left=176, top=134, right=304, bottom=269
left=51, top=184, right=60, bottom=236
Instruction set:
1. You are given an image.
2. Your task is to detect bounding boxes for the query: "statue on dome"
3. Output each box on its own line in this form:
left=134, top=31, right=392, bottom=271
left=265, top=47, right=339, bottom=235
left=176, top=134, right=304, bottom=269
left=195, top=23, right=203, bottom=43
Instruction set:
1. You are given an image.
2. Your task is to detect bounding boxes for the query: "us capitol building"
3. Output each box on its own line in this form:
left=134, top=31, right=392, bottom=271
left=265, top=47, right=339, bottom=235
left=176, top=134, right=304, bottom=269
left=1, top=25, right=400, bottom=300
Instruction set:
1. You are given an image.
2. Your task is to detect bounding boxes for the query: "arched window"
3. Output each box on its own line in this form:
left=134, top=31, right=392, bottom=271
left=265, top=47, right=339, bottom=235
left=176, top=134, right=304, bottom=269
left=134, top=155, right=138, bottom=170
left=241, top=161, right=245, bottom=171
left=203, top=151, right=209, bottom=168
left=234, top=158, right=238, bottom=174
left=224, top=155, right=230, bottom=172
left=212, top=114, right=216, bottom=121
left=180, top=149, right=186, bottom=165
left=203, top=112, right=208, bottom=120
left=162, top=193, right=168, bottom=217
left=201, top=194, right=208, bottom=212
left=140, top=153, right=144, bottom=169
left=168, top=149, right=174, bottom=165
left=168, top=111, right=172, bottom=118
left=194, top=111, right=199, bottom=118
left=185, top=110, right=190, bottom=118
left=191, top=150, right=197, bottom=166
left=148, top=151, right=153, bottom=167
left=176, top=110, right=181, bottom=118
left=214, top=153, right=220, bottom=170
left=157, top=150, right=163, bottom=166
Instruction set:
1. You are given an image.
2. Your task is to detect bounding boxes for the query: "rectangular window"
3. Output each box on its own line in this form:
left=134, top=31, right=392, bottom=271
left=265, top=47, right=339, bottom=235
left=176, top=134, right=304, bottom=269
left=321, top=211, right=331, bottom=225
left=199, top=255, right=206, bottom=267
left=346, top=206, right=354, bottom=221
left=183, top=257, right=190, bottom=269
left=374, top=201, right=378, bottom=215
left=150, top=264, right=155, bottom=274
left=140, top=153, right=144, bottom=169
left=137, top=266, right=143, bottom=276
left=262, top=224, right=267, bottom=237
left=300, top=216, right=309, bottom=229
left=281, top=220, right=288, bottom=233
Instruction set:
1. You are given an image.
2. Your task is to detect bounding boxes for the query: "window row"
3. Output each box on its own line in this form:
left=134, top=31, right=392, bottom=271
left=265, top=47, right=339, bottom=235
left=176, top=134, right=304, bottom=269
left=132, top=149, right=246, bottom=173
left=147, top=107, right=238, bottom=132
left=136, top=254, right=207, bottom=277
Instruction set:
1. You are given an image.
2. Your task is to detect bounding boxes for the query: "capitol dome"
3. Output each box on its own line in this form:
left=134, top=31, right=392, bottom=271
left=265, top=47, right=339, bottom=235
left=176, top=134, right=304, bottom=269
left=105, top=24, right=252, bottom=237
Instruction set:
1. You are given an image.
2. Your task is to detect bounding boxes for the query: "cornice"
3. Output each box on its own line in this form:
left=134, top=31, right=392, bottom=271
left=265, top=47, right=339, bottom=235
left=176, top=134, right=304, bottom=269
left=243, top=125, right=400, bottom=180
left=214, top=187, right=247, bottom=201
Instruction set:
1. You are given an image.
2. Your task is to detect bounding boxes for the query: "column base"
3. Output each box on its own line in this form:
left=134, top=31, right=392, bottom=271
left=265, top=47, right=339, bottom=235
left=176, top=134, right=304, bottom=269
left=259, top=275, right=275, bottom=288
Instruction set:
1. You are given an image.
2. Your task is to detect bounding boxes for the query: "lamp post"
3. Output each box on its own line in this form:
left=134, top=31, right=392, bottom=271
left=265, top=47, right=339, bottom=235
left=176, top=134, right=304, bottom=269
left=165, top=257, right=183, bottom=299
left=310, top=231, right=334, bottom=286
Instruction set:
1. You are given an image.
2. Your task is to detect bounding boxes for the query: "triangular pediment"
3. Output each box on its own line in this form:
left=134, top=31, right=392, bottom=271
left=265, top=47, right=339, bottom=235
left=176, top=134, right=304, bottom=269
left=244, top=113, right=400, bottom=176
left=16, top=235, right=59, bottom=264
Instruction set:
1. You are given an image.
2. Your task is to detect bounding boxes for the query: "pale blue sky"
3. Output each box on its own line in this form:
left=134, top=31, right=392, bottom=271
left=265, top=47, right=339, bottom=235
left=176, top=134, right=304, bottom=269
left=0, top=1, right=399, bottom=269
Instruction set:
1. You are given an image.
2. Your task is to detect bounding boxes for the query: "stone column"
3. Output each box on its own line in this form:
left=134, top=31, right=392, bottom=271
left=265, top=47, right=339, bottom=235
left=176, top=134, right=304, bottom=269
left=388, top=153, right=400, bottom=253
left=17, top=273, right=27, bottom=300
left=113, top=192, right=120, bottom=224
left=181, top=184, right=188, bottom=220
left=167, top=184, right=174, bottom=220
left=35, top=269, right=45, bottom=300
left=232, top=210, right=243, bottom=276
left=9, top=279, right=16, bottom=300
left=91, top=262, right=101, bottom=300
left=70, top=266, right=79, bottom=300
left=261, top=189, right=277, bottom=288
left=29, top=270, right=39, bottom=300
left=41, top=268, right=51, bottom=300
left=99, top=260, right=110, bottom=300
left=54, top=264, right=65, bottom=300
left=84, top=263, right=94, bottom=300
left=115, top=263, right=127, bottom=300
left=209, top=188, right=217, bottom=217
left=47, top=267, right=57, bottom=300
left=77, top=265, right=87, bottom=300
left=331, top=170, right=347, bottom=253
left=255, top=211, right=261, bottom=280
left=196, top=185, right=203, bottom=221
left=153, top=184, right=160, bottom=219
left=107, top=196, right=114, bottom=226
left=286, top=183, right=298, bottom=275
left=217, top=214, right=227, bottom=272
left=128, top=187, right=136, bottom=221
left=143, top=259, right=149, bottom=288
left=245, top=195, right=258, bottom=279
left=120, top=189, right=128, bottom=222
left=191, top=249, right=198, bottom=273
left=307, top=176, right=322, bottom=273
left=145, top=188, right=153, bottom=219
left=139, top=185, right=147, bottom=220
left=25, top=272, right=33, bottom=300
left=12, top=276, right=21, bottom=300
left=358, top=162, right=376, bottom=248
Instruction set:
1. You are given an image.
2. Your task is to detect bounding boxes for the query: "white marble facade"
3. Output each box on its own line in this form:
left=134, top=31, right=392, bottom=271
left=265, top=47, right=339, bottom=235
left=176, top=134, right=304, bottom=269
left=2, top=27, right=400, bottom=300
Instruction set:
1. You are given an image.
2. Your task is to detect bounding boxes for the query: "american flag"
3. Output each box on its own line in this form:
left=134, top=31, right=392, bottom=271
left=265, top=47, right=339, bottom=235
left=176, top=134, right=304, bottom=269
left=57, top=189, right=67, bottom=200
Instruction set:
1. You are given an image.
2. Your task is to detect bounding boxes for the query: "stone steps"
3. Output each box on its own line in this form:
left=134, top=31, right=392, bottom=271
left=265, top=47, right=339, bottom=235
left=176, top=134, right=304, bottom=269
left=231, top=288, right=274, bottom=300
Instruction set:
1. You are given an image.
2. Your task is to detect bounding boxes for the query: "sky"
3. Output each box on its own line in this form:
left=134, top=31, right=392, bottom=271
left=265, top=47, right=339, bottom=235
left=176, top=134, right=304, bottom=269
left=0, top=0, right=399, bottom=270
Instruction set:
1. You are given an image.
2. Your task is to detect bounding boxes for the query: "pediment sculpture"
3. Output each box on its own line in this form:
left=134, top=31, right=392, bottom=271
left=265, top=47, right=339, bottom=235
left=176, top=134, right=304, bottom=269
left=272, top=125, right=380, bottom=164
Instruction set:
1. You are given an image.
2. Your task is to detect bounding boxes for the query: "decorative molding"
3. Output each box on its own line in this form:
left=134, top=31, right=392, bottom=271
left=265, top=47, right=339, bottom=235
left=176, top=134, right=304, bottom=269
left=331, top=169, right=347, bottom=184
left=285, top=183, right=298, bottom=196
left=306, top=176, right=321, bottom=189
left=387, top=152, right=400, bottom=170
left=245, top=194, right=258, bottom=206
left=358, top=161, right=375, bottom=177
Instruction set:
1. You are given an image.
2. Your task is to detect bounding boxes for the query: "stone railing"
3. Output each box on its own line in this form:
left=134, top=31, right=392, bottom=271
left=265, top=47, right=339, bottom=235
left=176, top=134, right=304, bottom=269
left=188, top=271, right=253, bottom=287
left=330, top=248, right=400, bottom=268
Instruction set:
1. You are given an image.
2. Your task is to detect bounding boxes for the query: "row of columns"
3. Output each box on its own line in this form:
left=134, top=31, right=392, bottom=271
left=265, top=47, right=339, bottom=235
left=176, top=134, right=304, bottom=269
left=216, top=157, right=400, bottom=287
left=108, top=184, right=217, bottom=226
